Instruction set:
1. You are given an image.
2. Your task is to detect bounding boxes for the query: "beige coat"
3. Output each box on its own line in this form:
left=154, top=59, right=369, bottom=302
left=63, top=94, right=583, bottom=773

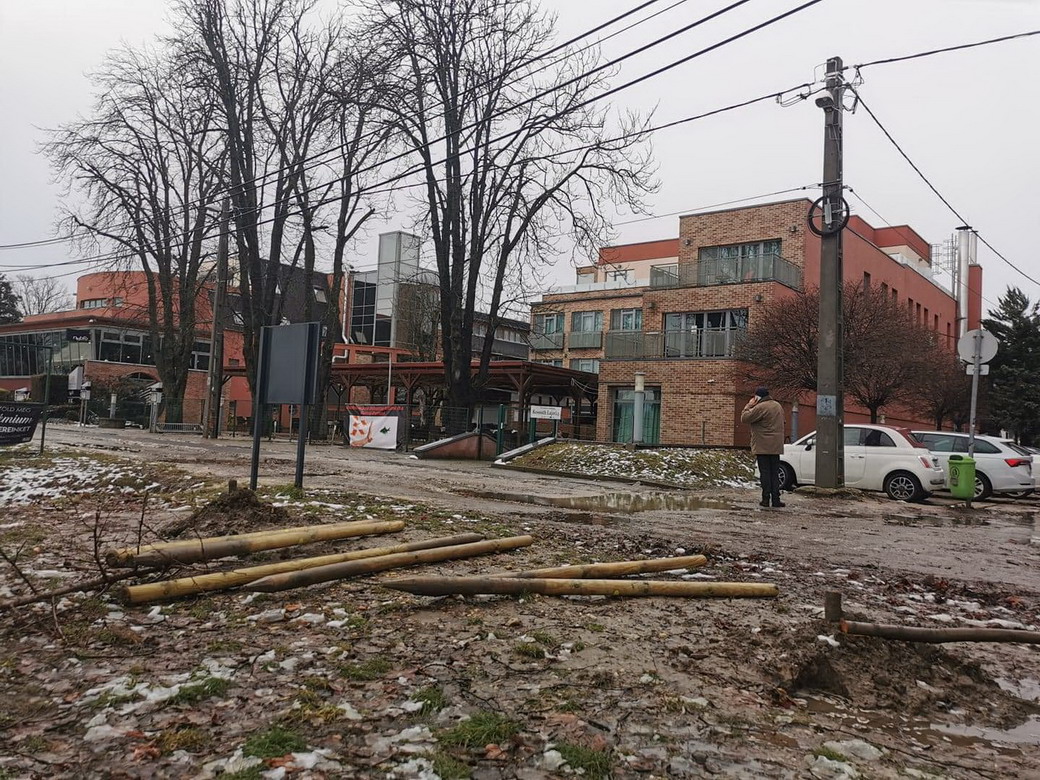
left=741, top=398, right=785, bottom=455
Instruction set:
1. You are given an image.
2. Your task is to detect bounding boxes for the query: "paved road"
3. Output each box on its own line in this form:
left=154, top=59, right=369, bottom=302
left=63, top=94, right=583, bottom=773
left=36, top=422, right=1040, bottom=592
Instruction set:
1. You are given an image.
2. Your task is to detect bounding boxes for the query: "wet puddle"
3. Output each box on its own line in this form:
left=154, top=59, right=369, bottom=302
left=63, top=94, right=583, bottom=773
left=883, top=511, right=1038, bottom=544
left=804, top=696, right=1040, bottom=751
left=474, top=490, right=737, bottom=514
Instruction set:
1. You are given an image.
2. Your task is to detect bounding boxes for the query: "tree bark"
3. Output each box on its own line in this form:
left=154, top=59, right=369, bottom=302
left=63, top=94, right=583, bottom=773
left=384, top=577, right=779, bottom=599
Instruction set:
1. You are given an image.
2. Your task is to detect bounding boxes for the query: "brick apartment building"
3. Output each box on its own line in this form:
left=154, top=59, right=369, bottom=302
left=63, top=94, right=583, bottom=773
left=529, top=199, right=983, bottom=446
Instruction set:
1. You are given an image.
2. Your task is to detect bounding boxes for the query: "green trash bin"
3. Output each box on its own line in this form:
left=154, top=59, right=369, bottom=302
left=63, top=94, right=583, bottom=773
left=948, top=454, right=976, bottom=500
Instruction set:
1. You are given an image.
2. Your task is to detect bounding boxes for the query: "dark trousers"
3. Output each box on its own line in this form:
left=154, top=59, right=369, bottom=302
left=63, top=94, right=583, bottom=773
left=757, top=454, right=781, bottom=505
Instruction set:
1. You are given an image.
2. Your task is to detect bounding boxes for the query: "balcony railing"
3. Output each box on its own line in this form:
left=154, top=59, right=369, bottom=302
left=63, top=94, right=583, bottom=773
left=604, top=327, right=746, bottom=359
left=529, top=331, right=565, bottom=350
left=567, top=330, right=602, bottom=349
left=649, top=251, right=802, bottom=291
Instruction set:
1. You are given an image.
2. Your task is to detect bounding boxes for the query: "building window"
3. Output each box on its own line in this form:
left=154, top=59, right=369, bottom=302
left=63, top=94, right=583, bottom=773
left=663, top=308, right=748, bottom=358
left=190, top=341, right=212, bottom=371
left=891, top=288, right=898, bottom=300
left=610, top=308, right=642, bottom=331
left=699, top=239, right=781, bottom=262
left=533, top=312, right=564, bottom=334
left=605, top=269, right=631, bottom=283
left=98, top=330, right=153, bottom=365
left=80, top=298, right=107, bottom=309
left=313, top=286, right=328, bottom=304
left=571, top=310, right=603, bottom=332
left=880, top=282, right=888, bottom=295
left=537, top=359, right=563, bottom=367
left=863, top=272, right=871, bottom=288
left=570, top=358, right=600, bottom=373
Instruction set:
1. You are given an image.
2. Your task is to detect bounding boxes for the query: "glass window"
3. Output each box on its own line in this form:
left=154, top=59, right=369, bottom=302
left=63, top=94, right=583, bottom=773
left=314, top=286, right=328, bottom=304
left=610, top=308, right=642, bottom=331
left=606, top=269, right=631, bottom=283
left=863, top=429, right=895, bottom=447
left=662, top=309, right=748, bottom=358
left=974, top=440, right=1000, bottom=454
left=570, top=358, right=600, bottom=373
left=534, top=313, right=564, bottom=334
left=844, top=427, right=864, bottom=446
left=571, top=310, right=603, bottom=332
left=920, top=434, right=955, bottom=452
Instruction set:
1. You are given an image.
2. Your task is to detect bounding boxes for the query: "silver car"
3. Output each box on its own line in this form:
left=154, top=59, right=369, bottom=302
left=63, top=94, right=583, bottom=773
left=912, top=431, right=1034, bottom=499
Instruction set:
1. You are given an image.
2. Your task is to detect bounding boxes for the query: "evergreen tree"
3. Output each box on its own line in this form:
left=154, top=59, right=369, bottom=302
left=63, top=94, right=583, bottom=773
left=981, top=287, right=1040, bottom=445
left=0, top=274, right=22, bottom=323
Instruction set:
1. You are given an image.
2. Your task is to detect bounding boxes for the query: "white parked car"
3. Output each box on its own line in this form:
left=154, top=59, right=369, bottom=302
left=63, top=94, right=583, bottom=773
left=778, top=424, right=945, bottom=502
left=912, top=431, right=1034, bottom=500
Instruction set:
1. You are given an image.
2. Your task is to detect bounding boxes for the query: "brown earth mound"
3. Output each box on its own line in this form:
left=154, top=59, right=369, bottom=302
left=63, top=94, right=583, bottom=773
left=767, top=624, right=1036, bottom=726
left=162, top=489, right=292, bottom=538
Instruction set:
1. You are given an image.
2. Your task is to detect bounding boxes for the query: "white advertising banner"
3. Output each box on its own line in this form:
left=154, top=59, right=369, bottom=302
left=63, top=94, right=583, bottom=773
left=348, top=415, right=398, bottom=449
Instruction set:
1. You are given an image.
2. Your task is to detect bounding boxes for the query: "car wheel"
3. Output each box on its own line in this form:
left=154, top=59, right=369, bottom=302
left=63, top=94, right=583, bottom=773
left=973, top=472, right=993, bottom=501
left=884, top=471, right=925, bottom=502
left=778, top=462, right=796, bottom=491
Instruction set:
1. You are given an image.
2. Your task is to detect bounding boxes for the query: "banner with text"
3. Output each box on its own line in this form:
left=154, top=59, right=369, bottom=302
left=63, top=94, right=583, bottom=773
left=0, top=403, right=45, bottom=446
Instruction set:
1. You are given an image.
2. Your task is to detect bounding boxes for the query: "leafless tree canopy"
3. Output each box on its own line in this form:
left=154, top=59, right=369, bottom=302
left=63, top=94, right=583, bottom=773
left=736, top=284, right=948, bottom=423
left=14, top=275, right=73, bottom=317
left=371, top=0, right=657, bottom=421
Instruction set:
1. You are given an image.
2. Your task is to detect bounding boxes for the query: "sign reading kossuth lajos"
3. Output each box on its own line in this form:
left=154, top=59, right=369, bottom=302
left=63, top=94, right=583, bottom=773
left=0, top=403, right=45, bottom=446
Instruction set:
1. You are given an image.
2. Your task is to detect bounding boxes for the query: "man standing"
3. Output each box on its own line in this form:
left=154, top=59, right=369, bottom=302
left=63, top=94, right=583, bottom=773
left=741, top=386, right=785, bottom=508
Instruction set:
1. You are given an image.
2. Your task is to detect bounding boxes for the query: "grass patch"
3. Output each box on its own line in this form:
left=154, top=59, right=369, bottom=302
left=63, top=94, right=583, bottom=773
left=439, top=711, right=519, bottom=749
left=206, top=639, right=244, bottom=653
left=530, top=630, right=557, bottom=647
left=339, top=657, right=390, bottom=681
left=156, top=725, right=211, bottom=754
left=555, top=741, right=612, bottom=779
left=413, top=685, right=447, bottom=715
left=243, top=724, right=307, bottom=758
left=431, top=751, right=471, bottom=779
left=220, top=768, right=264, bottom=780
left=513, top=642, right=545, bottom=660
left=167, top=676, right=230, bottom=706
left=813, top=746, right=848, bottom=762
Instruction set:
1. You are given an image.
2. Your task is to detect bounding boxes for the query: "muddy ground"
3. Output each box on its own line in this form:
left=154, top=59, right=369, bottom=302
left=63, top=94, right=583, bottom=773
left=0, top=422, right=1038, bottom=779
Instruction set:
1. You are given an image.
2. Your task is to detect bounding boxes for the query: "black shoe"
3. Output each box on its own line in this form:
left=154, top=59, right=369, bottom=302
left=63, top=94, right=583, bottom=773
left=772, top=501, right=786, bottom=508
left=759, top=500, right=770, bottom=508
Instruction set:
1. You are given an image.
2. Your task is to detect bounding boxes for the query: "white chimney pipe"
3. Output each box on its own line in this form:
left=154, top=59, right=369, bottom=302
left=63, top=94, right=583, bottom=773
left=956, top=227, right=972, bottom=337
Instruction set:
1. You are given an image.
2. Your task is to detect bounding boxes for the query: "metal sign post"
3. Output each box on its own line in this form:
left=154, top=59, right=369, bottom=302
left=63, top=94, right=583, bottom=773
left=957, top=328, right=999, bottom=460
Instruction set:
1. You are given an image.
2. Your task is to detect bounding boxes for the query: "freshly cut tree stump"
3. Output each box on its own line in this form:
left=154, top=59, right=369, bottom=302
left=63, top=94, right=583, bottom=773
left=246, top=535, right=536, bottom=592
left=108, top=520, right=405, bottom=568
left=384, top=577, right=778, bottom=599
left=118, top=533, right=484, bottom=604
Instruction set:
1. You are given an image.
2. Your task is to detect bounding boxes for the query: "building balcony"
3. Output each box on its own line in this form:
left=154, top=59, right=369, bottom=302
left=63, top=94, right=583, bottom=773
left=648, top=251, right=802, bottom=291
left=567, top=331, right=602, bottom=349
left=604, top=328, right=746, bottom=359
left=529, top=331, right=565, bottom=351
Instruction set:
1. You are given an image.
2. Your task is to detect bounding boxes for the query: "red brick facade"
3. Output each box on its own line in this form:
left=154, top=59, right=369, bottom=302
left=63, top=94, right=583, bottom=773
left=532, top=199, right=983, bottom=446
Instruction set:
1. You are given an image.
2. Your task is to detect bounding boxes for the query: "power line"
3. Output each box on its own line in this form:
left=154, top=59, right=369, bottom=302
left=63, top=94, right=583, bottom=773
left=6, top=3, right=825, bottom=278
left=0, top=0, right=695, bottom=253
left=848, top=86, right=1040, bottom=290
left=853, top=29, right=1040, bottom=70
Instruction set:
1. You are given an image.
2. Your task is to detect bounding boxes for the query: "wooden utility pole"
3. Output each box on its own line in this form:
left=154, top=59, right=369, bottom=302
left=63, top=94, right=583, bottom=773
left=814, top=57, right=846, bottom=488
left=203, top=198, right=229, bottom=438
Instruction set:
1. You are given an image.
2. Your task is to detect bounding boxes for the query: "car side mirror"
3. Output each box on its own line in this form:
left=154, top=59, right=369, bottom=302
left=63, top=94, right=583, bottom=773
left=804, top=442, right=813, bottom=451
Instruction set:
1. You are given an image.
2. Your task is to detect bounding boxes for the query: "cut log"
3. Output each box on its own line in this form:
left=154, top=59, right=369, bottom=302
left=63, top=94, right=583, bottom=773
left=841, top=620, right=1040, bottom=645
left=107, top=519, right=401, bottom=567
left=492, top=554, right=707, bottom=579
left=117, top=534, right=485, bottom=605
left=384, top=576, right=778, bottom=599
left=247, top=535, right=535, bottom=593
left=109, top=520, right=405, bottom=568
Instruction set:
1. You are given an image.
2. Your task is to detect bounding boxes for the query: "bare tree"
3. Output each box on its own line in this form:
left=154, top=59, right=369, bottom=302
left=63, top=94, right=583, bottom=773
left=14, top=275, right=73, bottom=316
left=737, top=284, right=937, bottom=422
left=915, top=351, right=972, bottom=430
left=45, top=45, right=225, bottom=423
left=371, top=0, right=656, bottom=428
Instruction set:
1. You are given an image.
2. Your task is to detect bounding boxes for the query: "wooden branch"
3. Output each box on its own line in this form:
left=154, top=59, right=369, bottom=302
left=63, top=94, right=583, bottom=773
left=107, top=520, right=405, bottom=568
left=384, top=577, right=779, bottom=599
left=492, top=554, right=707, bottom=579
left=0, top=570, right=141, bottom=612
left=117, top=533, right=484, bottom=604
left=246, top=535, right=535, bottom=593
left=841, top=620, right=1040, bottom=645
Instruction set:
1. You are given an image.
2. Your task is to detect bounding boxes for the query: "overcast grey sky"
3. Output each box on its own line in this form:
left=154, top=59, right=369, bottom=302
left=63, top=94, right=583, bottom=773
left=1, top=0, right=1038, bottom=312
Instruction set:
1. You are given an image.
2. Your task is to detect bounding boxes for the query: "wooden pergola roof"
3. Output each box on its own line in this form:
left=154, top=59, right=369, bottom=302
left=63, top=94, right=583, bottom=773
left=224, top=359, right=599, bottom=405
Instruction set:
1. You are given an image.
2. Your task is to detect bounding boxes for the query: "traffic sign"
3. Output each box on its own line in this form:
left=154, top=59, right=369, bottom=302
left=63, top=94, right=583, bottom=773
left=957, top=329, right=998, bottom=364
left=966, top=364, right=990, bottom=376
